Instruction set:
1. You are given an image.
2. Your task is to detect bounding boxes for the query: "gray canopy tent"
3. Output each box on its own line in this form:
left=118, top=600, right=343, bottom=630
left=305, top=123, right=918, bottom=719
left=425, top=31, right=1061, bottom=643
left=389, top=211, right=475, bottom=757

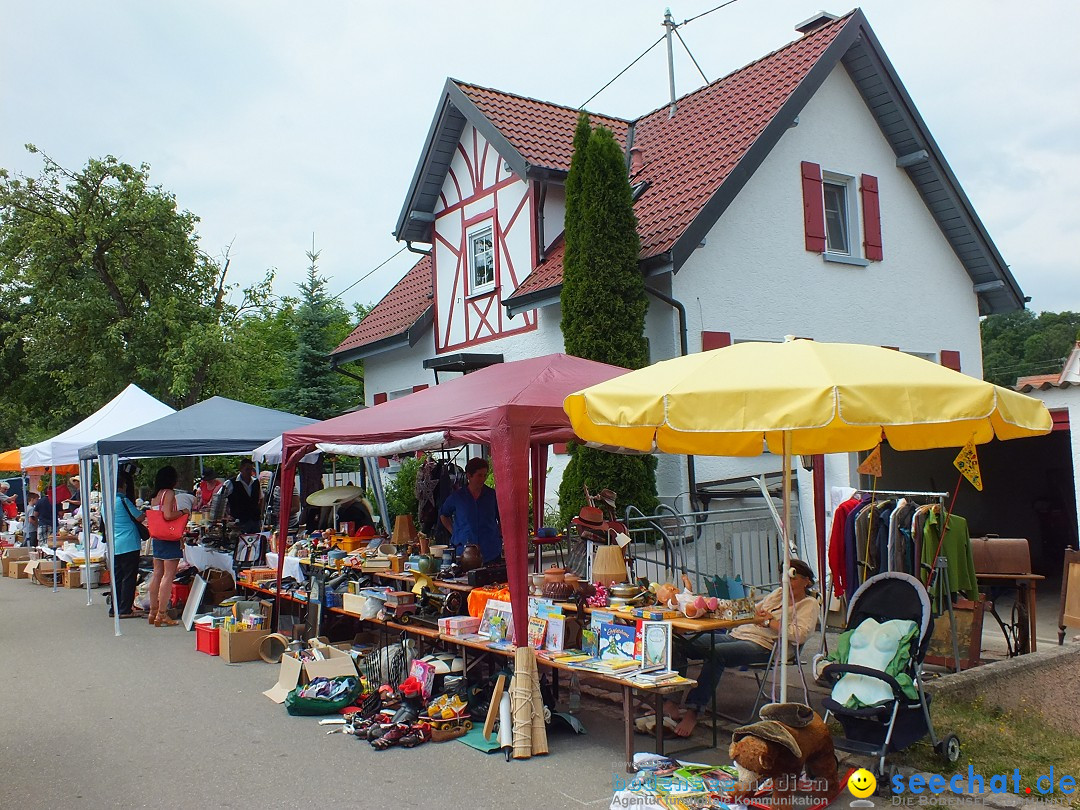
left=79, top=396, right=318, bottom=636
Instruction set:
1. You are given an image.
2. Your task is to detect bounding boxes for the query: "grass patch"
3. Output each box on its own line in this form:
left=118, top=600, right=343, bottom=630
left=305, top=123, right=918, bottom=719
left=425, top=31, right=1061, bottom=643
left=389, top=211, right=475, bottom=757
left=890, top=693, right=1080, bottom=804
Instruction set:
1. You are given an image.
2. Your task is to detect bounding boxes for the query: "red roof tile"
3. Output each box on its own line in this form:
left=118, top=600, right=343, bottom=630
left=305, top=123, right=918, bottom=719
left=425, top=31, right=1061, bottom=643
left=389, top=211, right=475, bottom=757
left=630, top=13, right=850, bottom=260
left=511, top=235, right=565, bottom=301
left=456, top=82, right=630, bottom=173
left=332, top=256, right=432, bottom=357
left=345, top=14, right=854, bottom=349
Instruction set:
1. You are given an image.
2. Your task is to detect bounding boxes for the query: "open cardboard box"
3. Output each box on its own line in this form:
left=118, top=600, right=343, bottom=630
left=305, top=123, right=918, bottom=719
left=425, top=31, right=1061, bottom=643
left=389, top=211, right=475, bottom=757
left=2, top=547, right=30, bottom=577
left=7, top=559, right=30, bottom=579
left=263, top=642, right=358, bottom=703
left=220, top=628, right=271, bottom=664
left=26, top=559, right=63, bottom=585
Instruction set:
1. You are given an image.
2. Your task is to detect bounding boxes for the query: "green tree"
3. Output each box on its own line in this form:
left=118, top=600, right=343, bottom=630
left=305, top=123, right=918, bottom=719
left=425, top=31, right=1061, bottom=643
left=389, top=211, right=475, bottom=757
left=383, top=455, right=420, bottom=526
left=0, top=147, right=265, bottom=441
left=278, top=247, right=356, bottom=419
left=558, top=115, right=657, bottom=526
left=981, top=310, right=1080, bottom=387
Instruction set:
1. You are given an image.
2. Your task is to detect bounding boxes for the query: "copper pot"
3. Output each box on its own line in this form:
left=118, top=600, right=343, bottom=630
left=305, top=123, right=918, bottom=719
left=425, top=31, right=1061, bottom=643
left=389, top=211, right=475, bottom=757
left=543, top=566, right=567, bottom=585
left=459, top=544, right=484, bottom=571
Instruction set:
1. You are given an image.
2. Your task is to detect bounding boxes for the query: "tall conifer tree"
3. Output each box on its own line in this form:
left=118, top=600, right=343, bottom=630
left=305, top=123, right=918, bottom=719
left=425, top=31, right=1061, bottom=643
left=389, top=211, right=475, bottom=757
left=559, top=116, right=657, bottom=526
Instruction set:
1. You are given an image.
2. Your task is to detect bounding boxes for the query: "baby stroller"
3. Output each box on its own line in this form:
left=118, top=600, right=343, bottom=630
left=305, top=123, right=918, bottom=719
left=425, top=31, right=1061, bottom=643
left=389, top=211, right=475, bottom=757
left=821, top=572, right=960, bottom=778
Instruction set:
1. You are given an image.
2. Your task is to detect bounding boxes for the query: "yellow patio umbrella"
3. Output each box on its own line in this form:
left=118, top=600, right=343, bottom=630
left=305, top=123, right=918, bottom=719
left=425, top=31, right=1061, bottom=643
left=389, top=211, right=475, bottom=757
left=564, top=338, right=1053, bottom=699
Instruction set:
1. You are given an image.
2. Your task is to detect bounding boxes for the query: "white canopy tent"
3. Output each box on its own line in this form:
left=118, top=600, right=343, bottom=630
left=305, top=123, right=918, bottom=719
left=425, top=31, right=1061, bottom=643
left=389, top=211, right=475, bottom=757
left=19, top=384, right=174, bottom=603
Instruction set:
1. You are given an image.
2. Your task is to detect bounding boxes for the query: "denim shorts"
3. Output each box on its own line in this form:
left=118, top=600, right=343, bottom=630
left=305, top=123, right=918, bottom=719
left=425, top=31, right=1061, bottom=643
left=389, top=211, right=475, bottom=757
left=151, top=538, right=183, bottom=560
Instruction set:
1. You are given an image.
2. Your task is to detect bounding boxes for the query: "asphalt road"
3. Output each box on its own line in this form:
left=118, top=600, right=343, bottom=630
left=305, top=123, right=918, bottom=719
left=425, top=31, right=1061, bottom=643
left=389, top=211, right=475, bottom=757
left=0, top=575, right=739, bottom=810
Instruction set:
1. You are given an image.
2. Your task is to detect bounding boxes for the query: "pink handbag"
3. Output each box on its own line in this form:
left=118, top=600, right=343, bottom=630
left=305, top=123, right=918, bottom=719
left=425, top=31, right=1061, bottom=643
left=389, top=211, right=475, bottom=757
left=146, top=508, right=187, bottom=541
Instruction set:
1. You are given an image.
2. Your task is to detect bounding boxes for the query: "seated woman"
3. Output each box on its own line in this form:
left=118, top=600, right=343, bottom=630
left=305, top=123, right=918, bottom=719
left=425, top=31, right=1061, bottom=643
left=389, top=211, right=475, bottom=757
left=666, top=558, right=819, bottom=737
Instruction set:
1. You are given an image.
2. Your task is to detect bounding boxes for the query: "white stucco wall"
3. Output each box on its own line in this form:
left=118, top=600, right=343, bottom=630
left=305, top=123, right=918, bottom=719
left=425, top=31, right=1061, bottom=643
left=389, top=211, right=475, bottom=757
left=431, top=123, right=534, bottom=352
left=664, top=63, right=988, bottom=504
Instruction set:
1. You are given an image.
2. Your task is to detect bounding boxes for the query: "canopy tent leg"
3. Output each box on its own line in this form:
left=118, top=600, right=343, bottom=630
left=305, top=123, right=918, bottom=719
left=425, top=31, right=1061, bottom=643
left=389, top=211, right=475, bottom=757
left=51, top=466, right=59, bottom=592
left=80, top=457, right=95, bottom=606
left=780, top=432, right=793, bottom=703
left=100, top=455, right=122, bottom=637
left=490, top=422, right=531, bottom=646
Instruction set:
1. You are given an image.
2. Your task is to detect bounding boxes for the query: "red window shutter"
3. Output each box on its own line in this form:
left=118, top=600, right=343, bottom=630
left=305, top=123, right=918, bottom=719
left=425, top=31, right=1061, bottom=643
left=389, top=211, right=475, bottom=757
left=701, top=331, right=732, bottom=352
left=940, top=350, right=961, bottom=372
left=861, top=174, right=883, bottom=261
left=412, top=384, right=428, bottom=393
left=552, top=443, right=568, bottom=455
left=801, top=161, right=826, bottom=253
left=1051, top=409, right=1070, bottom=432
left=373, top=392, right=389, bottom=467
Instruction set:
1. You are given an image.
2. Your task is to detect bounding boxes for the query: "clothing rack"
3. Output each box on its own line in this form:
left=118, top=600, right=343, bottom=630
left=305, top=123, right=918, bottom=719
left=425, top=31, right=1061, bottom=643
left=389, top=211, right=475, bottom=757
left=856, top=488, right=961, bottom=672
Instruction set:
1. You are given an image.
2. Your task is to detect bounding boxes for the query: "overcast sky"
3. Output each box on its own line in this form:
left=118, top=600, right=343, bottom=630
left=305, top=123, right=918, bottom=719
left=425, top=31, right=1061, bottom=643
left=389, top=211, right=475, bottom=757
left=3, top=1, right=1077, bottom=316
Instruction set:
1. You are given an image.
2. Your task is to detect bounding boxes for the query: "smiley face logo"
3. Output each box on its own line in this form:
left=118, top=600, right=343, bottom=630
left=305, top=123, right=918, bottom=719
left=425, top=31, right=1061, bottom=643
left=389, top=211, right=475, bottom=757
left=848, top=768, right=877, bottom=798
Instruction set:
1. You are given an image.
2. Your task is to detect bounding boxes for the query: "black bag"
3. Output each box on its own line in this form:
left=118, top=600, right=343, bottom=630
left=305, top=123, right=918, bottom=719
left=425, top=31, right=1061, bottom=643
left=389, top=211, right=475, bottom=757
left=121, top=497, right=150, bottom=542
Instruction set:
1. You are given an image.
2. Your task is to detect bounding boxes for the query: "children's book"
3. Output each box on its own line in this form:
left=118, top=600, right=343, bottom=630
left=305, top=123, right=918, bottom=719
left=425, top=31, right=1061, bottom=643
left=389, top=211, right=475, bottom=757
left=544, top=614, right=566, bottom=652
left=639, top=620, right=673, bottom=673
left=597, top=621, right=637, bottom=661
left=527, top=616, right=548, bottom=649
left=581, top=627, right=598, bottom=657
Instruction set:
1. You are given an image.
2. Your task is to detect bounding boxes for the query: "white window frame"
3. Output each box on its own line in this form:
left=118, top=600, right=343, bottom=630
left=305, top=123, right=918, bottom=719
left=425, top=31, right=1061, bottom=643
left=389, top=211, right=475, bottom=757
left=467, top=223, right=495, bottom=295
left=822, top=173, right=855, bottom=257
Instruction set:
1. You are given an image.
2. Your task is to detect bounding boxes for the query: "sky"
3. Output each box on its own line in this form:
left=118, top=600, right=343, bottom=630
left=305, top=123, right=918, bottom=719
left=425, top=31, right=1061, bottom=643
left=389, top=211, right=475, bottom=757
left=3, top=1, right=1078, bottom=315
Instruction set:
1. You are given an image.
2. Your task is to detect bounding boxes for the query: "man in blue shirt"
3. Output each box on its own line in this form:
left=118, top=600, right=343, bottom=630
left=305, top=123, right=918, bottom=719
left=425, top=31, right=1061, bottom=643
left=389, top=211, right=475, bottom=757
left=439, top=457, right=502, bottom=563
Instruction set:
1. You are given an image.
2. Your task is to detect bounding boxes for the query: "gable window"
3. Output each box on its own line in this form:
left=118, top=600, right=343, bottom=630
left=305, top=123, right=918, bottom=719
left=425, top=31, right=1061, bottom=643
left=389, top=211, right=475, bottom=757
left=823, top=179, right=850, bottom=254
left=801, top=162, right=882, bottom=264
left=468, top=224, right=495, bottom=293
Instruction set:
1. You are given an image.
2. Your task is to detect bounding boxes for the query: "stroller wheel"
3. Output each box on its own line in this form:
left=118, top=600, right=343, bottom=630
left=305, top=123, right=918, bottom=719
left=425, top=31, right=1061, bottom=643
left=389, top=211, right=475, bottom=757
left=935, top=734, right=961, bottom=764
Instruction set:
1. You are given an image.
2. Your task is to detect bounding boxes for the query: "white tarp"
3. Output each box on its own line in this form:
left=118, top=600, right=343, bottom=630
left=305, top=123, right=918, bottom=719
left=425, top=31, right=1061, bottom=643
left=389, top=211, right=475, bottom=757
left=314, top=431, right=450, bottom=459
left=21, top=384, right=174, bottom=468
left=251, top=435, right=320, bottom=465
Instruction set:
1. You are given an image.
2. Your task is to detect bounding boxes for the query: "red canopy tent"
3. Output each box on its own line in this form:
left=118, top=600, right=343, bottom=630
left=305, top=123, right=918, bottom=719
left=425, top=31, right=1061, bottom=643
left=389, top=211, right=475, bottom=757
left=277, top=353, right=630, bottom=644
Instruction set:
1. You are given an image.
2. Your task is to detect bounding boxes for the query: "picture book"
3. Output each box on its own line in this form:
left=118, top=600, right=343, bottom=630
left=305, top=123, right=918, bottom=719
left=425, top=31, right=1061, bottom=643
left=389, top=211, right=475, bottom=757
left=639, top=620, right=673, bottom=673
left=527, top=616, right=548, bottom=649
left=590, top=610, right=614, bottom=630
left=528, top=597, right=553, bottom=617
left=478, top=599, right=515, bottom=641
left=543, top=614, right=566, bottom=652
left=408, top=658, right=436, bottom=700
left=597, top=621, right=637, bottom=661
left=581, top=627, right=598, bottom=657
left=536, top=602, right=563, bottom=620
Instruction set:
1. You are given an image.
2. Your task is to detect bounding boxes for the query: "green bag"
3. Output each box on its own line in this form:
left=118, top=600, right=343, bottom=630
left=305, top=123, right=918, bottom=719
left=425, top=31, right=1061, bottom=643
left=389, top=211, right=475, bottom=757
left=285, top=676, right=361, bottom=716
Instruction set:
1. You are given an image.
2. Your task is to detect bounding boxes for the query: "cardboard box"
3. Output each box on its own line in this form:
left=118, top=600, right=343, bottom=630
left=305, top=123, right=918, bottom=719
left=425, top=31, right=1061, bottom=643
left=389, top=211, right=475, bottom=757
left=26, top=559, right=62, bottom=585
left=2, top=547, right=30, bottom=576
left=220, top=628, right=271, bottom=663
left=438, top=616, right=481, bottom=636
left=263, top=642, right=357, bottom=703
left=64, top=568, right=82, bottom=589
left=7, top=559, right=30, bottom=579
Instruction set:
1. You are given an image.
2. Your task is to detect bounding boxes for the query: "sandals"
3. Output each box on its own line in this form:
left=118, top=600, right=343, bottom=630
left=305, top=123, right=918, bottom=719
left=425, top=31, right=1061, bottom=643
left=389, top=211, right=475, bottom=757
left=148, top=610, right=158, bottom=625
left=155, top=613, right=180, bottom=627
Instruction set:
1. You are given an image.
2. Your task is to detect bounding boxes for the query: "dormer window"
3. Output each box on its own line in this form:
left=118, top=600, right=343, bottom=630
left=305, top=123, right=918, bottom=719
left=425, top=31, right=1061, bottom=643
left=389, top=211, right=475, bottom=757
left=468, top=224, right=495, bottom=293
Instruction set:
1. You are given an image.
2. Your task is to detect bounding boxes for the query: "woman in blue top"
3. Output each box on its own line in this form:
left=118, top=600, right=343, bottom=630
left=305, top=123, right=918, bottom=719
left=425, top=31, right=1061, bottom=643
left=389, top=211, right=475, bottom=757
left=111, top=471, right=146, bottom=619
left=438, top=457, right=502, bottom=563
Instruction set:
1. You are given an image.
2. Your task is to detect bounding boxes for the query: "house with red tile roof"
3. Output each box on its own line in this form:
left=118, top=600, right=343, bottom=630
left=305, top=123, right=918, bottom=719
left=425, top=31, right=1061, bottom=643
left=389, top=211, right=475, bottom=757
left=331, top=9, right=1030, bottom=512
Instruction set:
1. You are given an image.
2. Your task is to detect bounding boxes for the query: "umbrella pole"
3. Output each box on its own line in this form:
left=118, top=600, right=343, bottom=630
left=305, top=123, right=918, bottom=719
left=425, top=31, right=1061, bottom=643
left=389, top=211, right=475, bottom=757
left=780, top=433, right=792, bottom=703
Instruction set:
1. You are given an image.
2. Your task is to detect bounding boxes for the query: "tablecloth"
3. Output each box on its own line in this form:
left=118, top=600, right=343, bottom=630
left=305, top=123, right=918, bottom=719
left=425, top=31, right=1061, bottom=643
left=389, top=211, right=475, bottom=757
left=266, top=552, right=306, bottom=583
left=183, top=544, right=234, bottom=574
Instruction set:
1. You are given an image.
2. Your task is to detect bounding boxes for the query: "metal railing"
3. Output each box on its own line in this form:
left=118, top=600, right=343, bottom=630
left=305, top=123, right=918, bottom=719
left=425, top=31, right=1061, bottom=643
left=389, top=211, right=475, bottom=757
left=621, top=501, right=805, bottom=592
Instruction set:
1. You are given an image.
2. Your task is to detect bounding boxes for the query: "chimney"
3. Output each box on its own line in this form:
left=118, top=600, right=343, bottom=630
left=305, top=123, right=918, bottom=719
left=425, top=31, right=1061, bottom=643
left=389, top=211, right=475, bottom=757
left=630, top=146, right=644, bottom=174
left=795, top=11, right=838, bottom=35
